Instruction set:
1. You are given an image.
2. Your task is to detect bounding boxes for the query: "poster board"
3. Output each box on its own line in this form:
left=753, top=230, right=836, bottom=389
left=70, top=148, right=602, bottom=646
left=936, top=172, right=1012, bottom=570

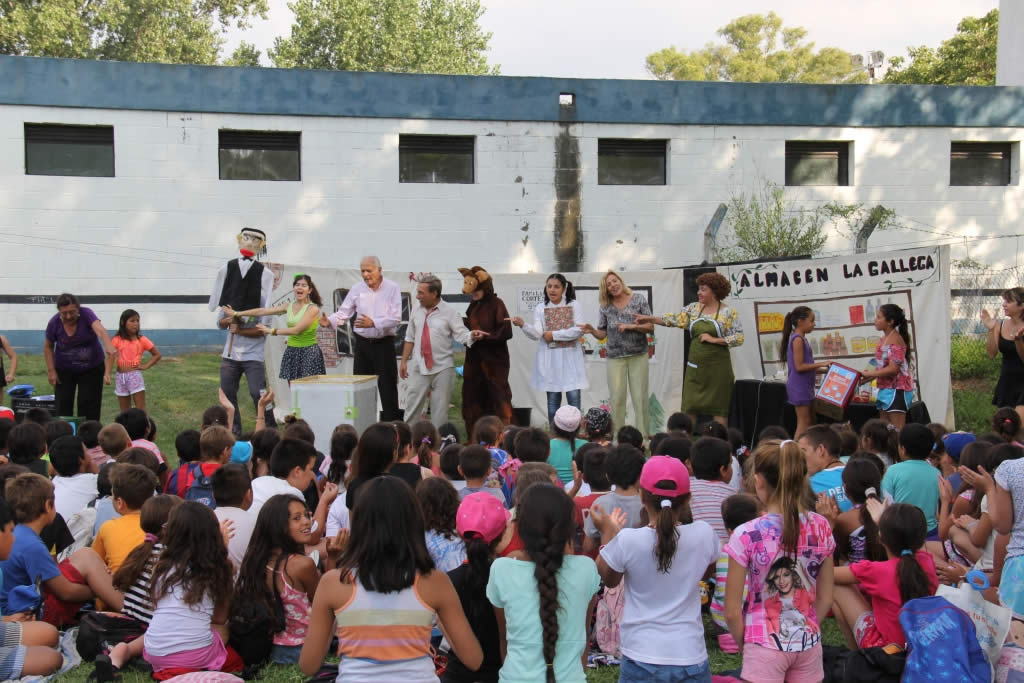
left=719, top=246, right=953, bottom=427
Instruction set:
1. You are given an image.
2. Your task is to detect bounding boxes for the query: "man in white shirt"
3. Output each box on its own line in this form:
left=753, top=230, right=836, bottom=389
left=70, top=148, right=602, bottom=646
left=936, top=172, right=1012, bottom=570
left=326, top=256, right=402, bottom=420
left=400, top=275, right=484, bottom=426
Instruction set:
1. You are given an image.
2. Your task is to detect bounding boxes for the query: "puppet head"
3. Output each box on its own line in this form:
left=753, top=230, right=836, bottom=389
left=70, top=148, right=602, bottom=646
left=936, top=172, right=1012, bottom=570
left=237, top=227, right=267, bottom=259
left=458, top=266, right=493, bottom=296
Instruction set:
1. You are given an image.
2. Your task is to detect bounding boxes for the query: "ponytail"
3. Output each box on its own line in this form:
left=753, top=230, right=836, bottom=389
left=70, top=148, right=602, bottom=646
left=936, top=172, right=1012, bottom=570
left=642, top=489, right=691, bottom=573
left=992, top=408, right=1021, bottom=443
left=780, top=306, right=812, bottom=362
left=753, top=439, right=808, bottom=555
left=842, top=458, right=887, bottom=561
left=879, top=503, right=932, bottom=604
left=411, top=420, right=440, bottom=470
left=543, top=273, right=575, bottom=304
left=879, top=304, right=912, bottom=358
left=462, top=533, right=498, bottom=623
left=113, top=494, right=181, bottom=591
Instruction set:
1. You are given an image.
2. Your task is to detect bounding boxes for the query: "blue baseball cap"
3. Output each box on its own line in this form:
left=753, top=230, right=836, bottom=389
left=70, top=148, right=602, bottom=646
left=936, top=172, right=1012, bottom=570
left=942, top=432, right=976, bottom=462
left=230, top=441, right=253, bottom=464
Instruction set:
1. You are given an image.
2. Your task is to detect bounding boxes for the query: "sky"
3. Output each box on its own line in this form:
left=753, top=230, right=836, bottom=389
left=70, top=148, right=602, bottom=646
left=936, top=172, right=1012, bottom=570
left=223, top=0, right=999, bottom=79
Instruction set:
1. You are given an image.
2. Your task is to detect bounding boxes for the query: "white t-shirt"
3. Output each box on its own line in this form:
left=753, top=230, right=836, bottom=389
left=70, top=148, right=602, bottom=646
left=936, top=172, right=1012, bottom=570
left=144, top=585, right=214, bottom=656
left=599, top=521, right=721, bottom=666
left=326, top=491, right=349, bottom=538
left=729, top=456, right=742, bottom=491
left=213, top=506, right=256, bottom=572
left=249, top=476, right=306, bottom=516
left=53, top=473, right=98, bottom=520
left=974, top=495, right=996, bottom=572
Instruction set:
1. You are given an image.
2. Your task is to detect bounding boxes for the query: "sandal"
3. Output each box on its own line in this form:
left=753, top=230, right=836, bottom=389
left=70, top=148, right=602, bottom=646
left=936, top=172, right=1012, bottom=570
left=94, top=654, right=121, bottom=682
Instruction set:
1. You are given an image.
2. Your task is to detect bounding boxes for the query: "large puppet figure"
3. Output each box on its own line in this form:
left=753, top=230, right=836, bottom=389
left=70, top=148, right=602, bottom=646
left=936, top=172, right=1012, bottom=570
left=459, top=266, right=514, bottom=429
left=209, top=227, right=277, bottom=434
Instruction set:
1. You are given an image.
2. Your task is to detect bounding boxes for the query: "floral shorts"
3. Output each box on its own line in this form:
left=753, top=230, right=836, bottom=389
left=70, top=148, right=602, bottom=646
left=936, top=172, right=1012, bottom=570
left=115, top=370, right=145, bottom=397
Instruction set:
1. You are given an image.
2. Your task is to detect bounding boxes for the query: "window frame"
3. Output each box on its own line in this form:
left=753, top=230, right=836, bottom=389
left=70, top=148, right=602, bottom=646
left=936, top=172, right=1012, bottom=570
left=597, top=138, right=668, bottom=186
left=949, top=141, right=1013, bottom=187
left=218, top=129, right=301, bottom=182
left=784, top=141, right=851, bottom=187
left=398, top=134, right=476, bottom=184
left=24, top=123, right=115, bottom=178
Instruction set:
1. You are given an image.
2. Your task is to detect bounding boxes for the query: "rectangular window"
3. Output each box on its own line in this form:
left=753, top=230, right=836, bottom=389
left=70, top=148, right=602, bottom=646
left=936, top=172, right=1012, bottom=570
left=25, top=123, right=114, bottom=177
left=219, top=130, right=300, bottom=181
left=598, top=139, right=667, bottom=185
left=785, top=141, right=850, bottom=186
left=950, top=142, right=1012, bottom=186
left=399, top=135, right=475, bottom=184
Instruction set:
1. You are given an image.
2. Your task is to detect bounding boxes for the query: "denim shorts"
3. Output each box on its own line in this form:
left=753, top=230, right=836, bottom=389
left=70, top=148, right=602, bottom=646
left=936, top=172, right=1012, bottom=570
left=270, top=644, right=302, bottom=664
left=618, top=655, right=711, bottom=683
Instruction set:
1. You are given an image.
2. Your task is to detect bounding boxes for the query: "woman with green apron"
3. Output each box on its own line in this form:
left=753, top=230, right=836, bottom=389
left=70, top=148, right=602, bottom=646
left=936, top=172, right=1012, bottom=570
left=223, top=273, right=326, bottom=383
left=637, top=272, right=744, bottom=425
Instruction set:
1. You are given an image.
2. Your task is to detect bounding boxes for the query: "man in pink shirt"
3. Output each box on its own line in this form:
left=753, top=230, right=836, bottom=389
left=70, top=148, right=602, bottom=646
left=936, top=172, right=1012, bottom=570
left=325, top=256, right=402, bottom=420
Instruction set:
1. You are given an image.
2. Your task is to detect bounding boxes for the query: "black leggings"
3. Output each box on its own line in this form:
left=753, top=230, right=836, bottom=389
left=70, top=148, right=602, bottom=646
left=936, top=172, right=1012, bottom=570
left=55, top=363, right=105, bottom=420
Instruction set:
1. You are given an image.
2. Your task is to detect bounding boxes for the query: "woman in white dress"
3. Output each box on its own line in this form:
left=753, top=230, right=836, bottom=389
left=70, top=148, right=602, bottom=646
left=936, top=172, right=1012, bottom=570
left=511, top=273, right=588, bottom=426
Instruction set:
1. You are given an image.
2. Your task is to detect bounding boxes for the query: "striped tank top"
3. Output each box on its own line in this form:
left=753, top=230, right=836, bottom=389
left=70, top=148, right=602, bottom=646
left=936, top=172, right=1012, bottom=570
left=122, top=543, right=162, bottom=624
left=334, top=573, right=437, bottom=682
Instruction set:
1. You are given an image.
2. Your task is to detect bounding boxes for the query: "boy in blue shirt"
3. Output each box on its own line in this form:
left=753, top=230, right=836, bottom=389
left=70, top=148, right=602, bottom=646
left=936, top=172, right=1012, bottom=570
left=0, top=497, right=63, bottom=678
left=0, top=473, right=123, bottom=627
left=882, top=423, right=942, bottom=541
left=799, top=425, right=851, bottom=512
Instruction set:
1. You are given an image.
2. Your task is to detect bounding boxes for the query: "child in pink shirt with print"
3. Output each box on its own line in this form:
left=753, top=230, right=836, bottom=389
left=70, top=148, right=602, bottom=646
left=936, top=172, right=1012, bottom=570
left=110, top=310, right=161, bottom=412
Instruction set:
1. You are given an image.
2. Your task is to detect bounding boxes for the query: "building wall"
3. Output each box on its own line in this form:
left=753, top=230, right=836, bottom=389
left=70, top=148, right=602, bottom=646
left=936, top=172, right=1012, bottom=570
left=1, top=58, right=1023, bottom=351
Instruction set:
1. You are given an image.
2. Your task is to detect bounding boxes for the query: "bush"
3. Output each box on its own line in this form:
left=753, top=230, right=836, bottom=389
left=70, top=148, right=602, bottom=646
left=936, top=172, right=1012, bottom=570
left=953, top=386, right=996, bottom=435
left=950, top=337, right=1000, bottom=381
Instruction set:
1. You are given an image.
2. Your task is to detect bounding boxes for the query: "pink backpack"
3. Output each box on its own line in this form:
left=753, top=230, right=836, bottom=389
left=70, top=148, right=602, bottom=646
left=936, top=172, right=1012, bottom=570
left=593, top=581, right=626, bottom=657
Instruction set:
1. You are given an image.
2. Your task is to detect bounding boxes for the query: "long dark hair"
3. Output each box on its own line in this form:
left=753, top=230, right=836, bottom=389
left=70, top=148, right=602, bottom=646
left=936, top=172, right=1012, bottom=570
left=517, top=484, right=574, bottom=683
left=327, top=424, right=358, bottom=486
left=879, top=503, right=932, bottom=604
left=993, top=407, right=1021, bottom=442
left=861, top=419, right=898, bottom=463
left=842, top=458, right=886, bottom=562
left=293, top=274, right=323, bottom=307
left=116, top=309, right=141, bottom=341
left=640, top=488, right=692, bottom=573
left=234, top=494, right=307, bottom=631
left=780, top=306, right=812, bottom=362
left=461, top=532, right=500, bottom=625
left=151, top=502, right=233, bottom=608
left=878, top=303, right=912, bottom=355
left=337, top=476, right=434, bottom=593
left=957, top=442, right=992, bottom=517
left=543, top=273, right=576, bottom=304
left=394, top=421, right=413, bottom=461
left=348, top=422, right=398, bottom=483
left=754, top=440, right=807, bottom=556
left=112, top=495, right=181, bottom=591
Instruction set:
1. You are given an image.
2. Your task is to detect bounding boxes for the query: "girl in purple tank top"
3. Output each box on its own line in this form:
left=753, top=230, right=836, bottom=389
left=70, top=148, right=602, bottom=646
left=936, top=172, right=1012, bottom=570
left=781, top=307, right=830, bottom=438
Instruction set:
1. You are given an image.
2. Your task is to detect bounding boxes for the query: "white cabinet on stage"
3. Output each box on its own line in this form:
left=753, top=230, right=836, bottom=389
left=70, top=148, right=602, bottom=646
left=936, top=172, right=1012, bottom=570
left=289, top=375, right=378, bottom=447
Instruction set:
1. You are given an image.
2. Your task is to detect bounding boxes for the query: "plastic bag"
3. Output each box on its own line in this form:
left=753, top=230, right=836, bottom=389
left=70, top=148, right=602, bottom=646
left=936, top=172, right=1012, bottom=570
left=937, top=570, right=1012, bottom=665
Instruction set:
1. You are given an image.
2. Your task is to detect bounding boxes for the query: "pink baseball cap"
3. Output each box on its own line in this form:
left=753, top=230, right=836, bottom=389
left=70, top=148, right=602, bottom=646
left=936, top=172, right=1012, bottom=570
left=457, top=492, right=510, bottom=543
left=639, top=455, right=690, bottom=497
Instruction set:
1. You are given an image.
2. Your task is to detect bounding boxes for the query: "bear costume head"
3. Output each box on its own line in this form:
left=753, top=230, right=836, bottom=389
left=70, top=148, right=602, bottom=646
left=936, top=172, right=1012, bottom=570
left=458, top=266, right=494, bottom=296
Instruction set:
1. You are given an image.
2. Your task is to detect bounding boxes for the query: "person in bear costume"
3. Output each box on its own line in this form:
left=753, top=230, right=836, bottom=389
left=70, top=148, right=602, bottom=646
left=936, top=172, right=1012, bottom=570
left=459, top=266, right=514, bottom=429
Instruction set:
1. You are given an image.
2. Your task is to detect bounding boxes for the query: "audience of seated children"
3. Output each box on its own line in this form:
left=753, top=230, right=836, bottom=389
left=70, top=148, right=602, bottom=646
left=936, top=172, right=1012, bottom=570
left=616, top=425, right=644, bottom=450
left=582, top=445, right=645, bottom=555
left=817, top=457, right=887, bottom=565
left=549, top=406, right=586, bottom=485
left=7, top=422, right=49, bottom=477
left=0, top=498, right=63, bottom=678
left=417, top=477, right=466, bottom=572
left=445, top=492, right=510, bottom=683
left=831, top=423, right=860, bottom=464
left=800, top=425, right=850, bottom=512
left=593, top=455, right=721, bottom=680
left=882, top=424, right=943, bottom=557
left=942, top=431, right=976, bottom=493
left=116, top=408, right=164, bottom=467
left=251, top=438, right=336, bottom=545
left=98, top=424, right=132, bottom=464
left=95, top=494, right=182, bottom=681
left=411, top=420, right=442, bottom=475
left=92, top=463, right=159, bottom=573
left=860, top=418, right=897, bottom=468
left=299, top=476, right=482, bottom=680
left=486, top=483, right=598, bottom=682
left=324, top=425, right=357, bottom=537
left=710, top=494, right=760, bottom=654
left=689, top=436, right=736, bottom=544
left=390, top=421, right=434, bottom=488
left=164, top=429, right=201, bottom=496
left=583, top=407, right=614, bottom=445
left=570, top=445, right=610, bottom=555
left=0, top=418, right=12, bottom=463
left=0, top=473, right=123, bottom=626
left=92, top=462, right=119, bottom=534
left=473, top=416, right=510, bottom=490
left=249, top=429, right=281, bottom=479
left=212, top=464, right=257, bottom=572
left=176, top=426, right=234, bottom=505
left=345, top=423, right=399, bottom=510
left=237, top=494, right=324, bottom=665
left=652, top=436, right=692, bottom=471
left=831, top=503, right=938, bottom=650
left=142, top=501, right=242, bottom=677
left=993, top=407, right=1023, bottom=445
left=78, top=420, right=107, bottom=468
left=440, top=444, right=466, bottom=492
left=50, top=435, right=99, bottom=520
left=494, top=463, right=558, bottom=561
left=666, top=411, right=694, bottom=436
left=458, top=445, right=507, bottom=505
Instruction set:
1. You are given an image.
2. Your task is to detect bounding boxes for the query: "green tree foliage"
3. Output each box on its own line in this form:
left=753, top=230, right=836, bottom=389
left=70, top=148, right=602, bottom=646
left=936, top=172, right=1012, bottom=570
left=884, top=9, right=998, bottom=85
left=718, top=181, right=829, bottom=261
left=646, top=12, right=865, bottom=84
left=0, top=0, right=267, bottom=64
left=224, top=40, right=262, bottom=66
left=270, top=0, right=496, bottom=74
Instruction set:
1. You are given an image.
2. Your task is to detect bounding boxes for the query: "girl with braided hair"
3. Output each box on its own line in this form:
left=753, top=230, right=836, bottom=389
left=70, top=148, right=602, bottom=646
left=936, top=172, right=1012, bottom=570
left=861, top=303, right=915, bottom=429
left=486, top=483, right=599, bottom=682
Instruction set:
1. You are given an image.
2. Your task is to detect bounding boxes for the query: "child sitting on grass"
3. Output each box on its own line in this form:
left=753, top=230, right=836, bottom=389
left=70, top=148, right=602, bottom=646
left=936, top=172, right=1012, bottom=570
left=92, top=464, right=159, bottom=573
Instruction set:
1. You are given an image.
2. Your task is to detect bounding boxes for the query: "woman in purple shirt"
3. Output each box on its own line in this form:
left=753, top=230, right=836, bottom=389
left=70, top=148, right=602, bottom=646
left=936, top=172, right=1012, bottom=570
left=780, top=306, right=830, bottom=439
left=43, top=293, right=115, bottom=420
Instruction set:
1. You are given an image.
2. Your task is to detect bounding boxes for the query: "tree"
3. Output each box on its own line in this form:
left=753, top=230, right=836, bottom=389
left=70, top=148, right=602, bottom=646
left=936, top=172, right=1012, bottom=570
left=717, top=181, right=829, bottom=261
left=646, top=12, right=866, bottom=84
left=0, top=0, right=267, bottom=64
left=270, top=0, right=497, bottom=74
left=883, top=9, right=997, bottom=85
left=224, top=41, right=262, bottom=66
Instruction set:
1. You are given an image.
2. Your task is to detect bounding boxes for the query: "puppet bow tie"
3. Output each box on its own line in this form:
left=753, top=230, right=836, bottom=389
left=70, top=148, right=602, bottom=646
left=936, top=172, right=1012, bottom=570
left=241, top=256, right=253, bottom=261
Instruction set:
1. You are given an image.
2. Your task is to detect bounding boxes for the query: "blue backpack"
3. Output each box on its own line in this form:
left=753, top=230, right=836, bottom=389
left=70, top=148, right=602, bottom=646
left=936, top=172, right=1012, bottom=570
left=899, top=595, right=990, bottom=682
left=183, top=463, right=216, bottom=509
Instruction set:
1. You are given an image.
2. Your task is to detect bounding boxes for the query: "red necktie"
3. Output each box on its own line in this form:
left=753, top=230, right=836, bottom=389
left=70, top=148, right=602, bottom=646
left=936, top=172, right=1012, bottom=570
left=421, top=308, right=435, bottom=370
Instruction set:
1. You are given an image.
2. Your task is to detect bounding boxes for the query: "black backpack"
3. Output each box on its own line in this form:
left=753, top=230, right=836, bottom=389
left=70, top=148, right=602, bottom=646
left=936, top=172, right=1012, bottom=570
left=76, top=611, right=147, bottom=662
left=228, top=557, right=285, bottom=678
left=823, top=643, right=907, bottom=682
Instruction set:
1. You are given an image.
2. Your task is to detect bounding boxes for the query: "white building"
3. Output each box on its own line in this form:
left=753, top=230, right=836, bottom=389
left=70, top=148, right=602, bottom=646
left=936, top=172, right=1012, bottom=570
left=1, top=55, right=1022, bottom=352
